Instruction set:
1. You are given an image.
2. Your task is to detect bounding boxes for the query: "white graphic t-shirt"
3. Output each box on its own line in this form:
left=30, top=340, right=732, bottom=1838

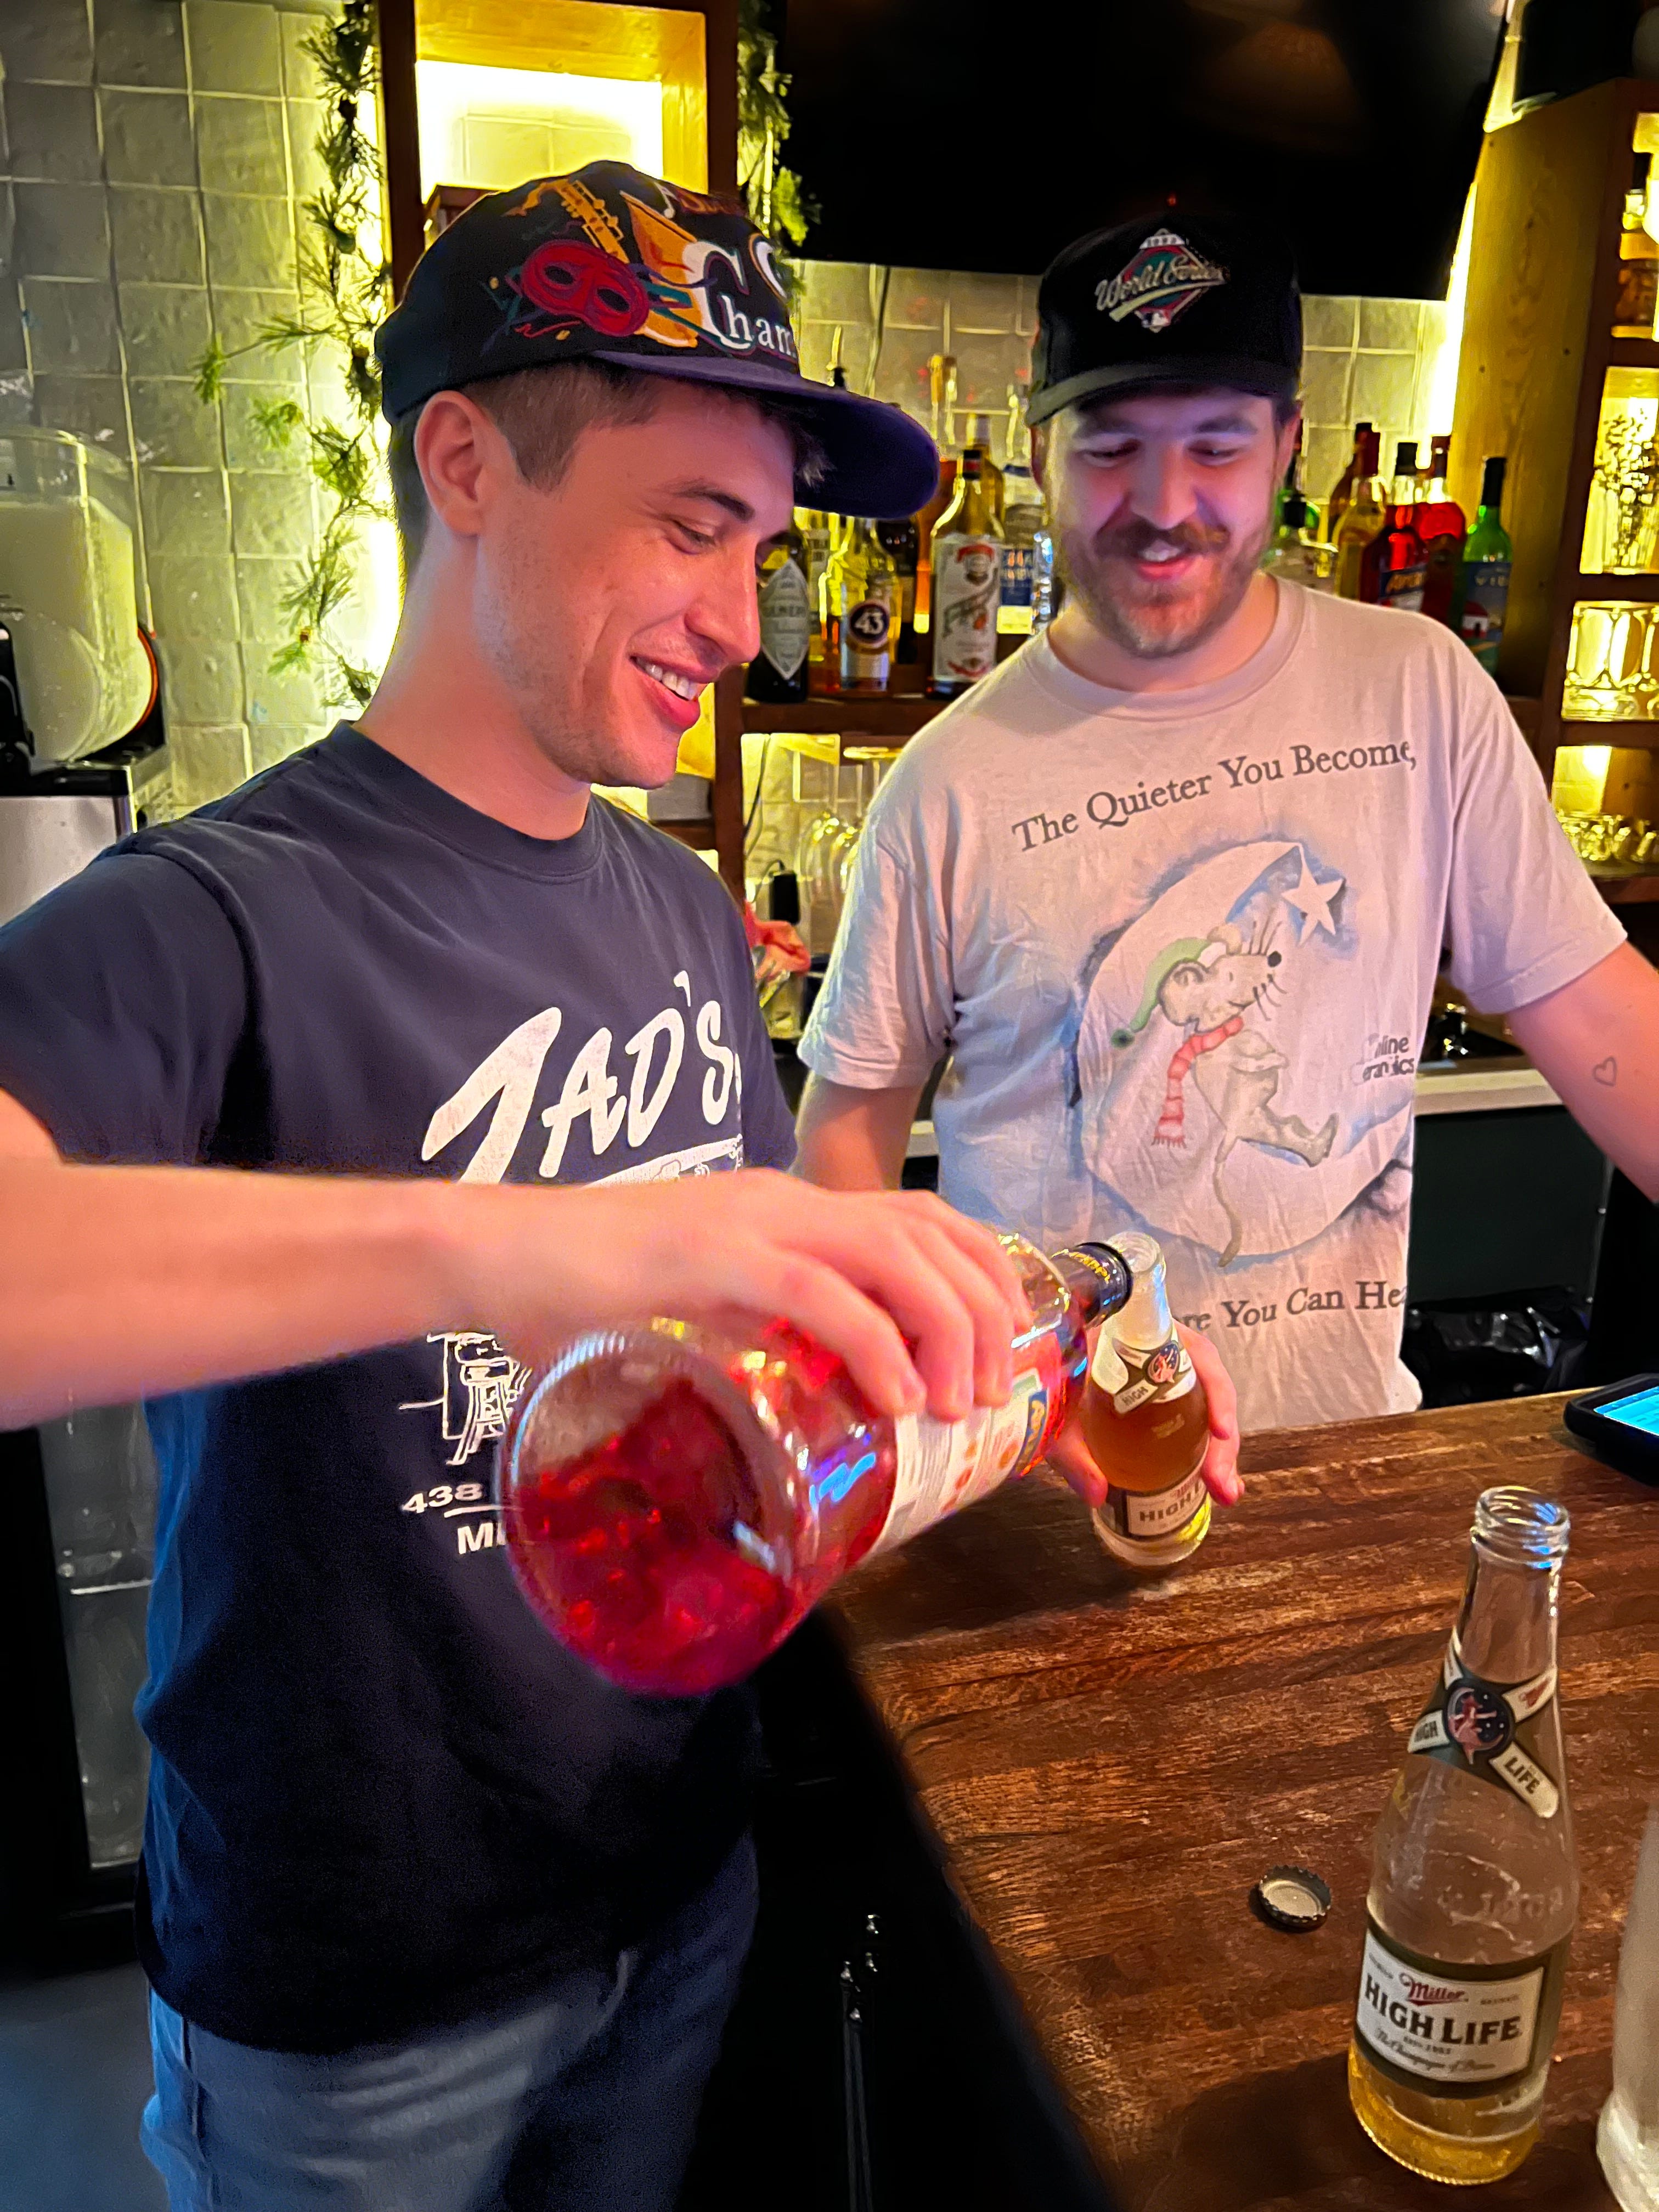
left=801, top=584, right=1625, bottom=1433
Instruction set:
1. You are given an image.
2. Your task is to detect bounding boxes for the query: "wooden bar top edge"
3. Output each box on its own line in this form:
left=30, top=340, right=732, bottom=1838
left=826, top=1396, right=1652, bottom=2210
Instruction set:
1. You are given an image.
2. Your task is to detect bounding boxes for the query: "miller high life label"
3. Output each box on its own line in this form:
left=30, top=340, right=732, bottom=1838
left=1094, top=227, right=1228, bottom=334
left=1355, top=1918, right=1565, bottom=2096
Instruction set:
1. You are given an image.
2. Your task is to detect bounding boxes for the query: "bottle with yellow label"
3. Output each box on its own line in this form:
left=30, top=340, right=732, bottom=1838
left=1081, top=1231, right=1211, bottom=1568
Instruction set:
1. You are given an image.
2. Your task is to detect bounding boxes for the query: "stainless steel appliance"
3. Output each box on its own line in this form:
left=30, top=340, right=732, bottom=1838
left=0, top=428, right=170, bottom=1956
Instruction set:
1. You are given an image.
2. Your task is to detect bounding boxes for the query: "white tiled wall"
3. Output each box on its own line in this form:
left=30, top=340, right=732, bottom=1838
left=0, top=0, right=353, bottom=809
left=794, top=258, right=1453, bottom=506
left=0, top=12, right=1459, bottom=825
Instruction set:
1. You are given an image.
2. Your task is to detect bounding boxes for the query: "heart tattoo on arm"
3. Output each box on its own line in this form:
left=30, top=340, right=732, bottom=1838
left=1593, top=1057, right=1618, bottom=1087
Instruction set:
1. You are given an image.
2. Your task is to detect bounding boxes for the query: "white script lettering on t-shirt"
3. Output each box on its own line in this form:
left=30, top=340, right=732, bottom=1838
left=419, top=985, right=743, bottom=1184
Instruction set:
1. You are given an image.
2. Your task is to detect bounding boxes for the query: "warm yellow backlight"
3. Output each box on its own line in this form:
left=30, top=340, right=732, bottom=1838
left=1553, top=742, right=1613, bottom=814
left=415, top=59, right=663, bottom=196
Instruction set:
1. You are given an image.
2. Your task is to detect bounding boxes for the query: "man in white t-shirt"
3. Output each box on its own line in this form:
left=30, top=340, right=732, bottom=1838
left=796, top=213, right=1659, bottom=1434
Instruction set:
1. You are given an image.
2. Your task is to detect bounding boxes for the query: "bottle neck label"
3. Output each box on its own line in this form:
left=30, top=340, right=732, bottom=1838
left=1355, top=1917, right=1566, bottom=2097
left=1407, top=1634, right=1560, bottom=1818
left=1090, top=1329, right=1195, bottom=1414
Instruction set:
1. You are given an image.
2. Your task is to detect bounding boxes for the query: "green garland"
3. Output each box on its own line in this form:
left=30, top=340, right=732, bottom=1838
left=191, top=0, right=809, bottom=709
left=737, top=0, right=813, bottom=272
left=194, top=0, right=391, bottom=709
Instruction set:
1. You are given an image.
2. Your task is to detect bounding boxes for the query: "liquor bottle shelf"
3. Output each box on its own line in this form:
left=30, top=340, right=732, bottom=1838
left=1609, top=336, right=1659, bottom=369
left=1574, top=572, right=1659, bottom=599
left=739, top=694, right=946, bottom=739
left=1560, top=719, right=1659, bottom=744
left=1589, top=867, right=1659, bottom=905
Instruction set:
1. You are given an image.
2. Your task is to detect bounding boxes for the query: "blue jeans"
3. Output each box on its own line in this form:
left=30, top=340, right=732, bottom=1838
left=140, top=1838, right=757, bottom=2211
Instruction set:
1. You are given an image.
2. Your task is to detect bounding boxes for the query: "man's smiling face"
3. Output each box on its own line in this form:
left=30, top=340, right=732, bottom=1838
left=1039, top=386, right=1297, bottom=663
left=473, top=379, right=797, bottom=788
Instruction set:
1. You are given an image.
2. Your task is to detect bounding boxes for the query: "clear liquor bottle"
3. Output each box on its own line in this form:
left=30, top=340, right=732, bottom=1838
left=1334, top=427, right=1388, bottom=601
left=834, top=517, right=899, bottom=695
left=1348, top=1487, right=1577, bottom=2183
left=998, top=462, right=1045, bottom=634
left=747, top=515, right=810, bottom=702
left=929, top=447, right=1004, bottom=696
left=1322, top=419, right=1375, bottom=544
left=501, top=1236, right=1142, bottom=1696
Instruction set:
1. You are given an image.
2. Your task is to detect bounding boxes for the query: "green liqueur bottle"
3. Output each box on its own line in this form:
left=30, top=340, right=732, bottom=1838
left=1455, top=457, right=1513, bottom=678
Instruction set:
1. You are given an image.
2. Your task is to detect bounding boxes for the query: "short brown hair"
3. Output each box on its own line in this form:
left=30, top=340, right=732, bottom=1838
left=388, top=359, right=827, bottom=574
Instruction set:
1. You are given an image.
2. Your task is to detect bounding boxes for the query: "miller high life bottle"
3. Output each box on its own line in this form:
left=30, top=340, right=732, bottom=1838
left=500, top=1235, right=1159, bottom=1696
left=1349, top=1488, right=1576, bottom=2184
left=1082, top=1232, right=1210, bottom=1567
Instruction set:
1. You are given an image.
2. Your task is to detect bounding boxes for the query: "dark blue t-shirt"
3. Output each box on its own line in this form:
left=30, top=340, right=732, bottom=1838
left=0, top=727, right=795, bottom=2051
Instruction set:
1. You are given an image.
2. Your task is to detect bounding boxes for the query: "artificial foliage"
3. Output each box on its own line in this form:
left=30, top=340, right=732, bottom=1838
left=737, top=0, right=813, bottom=271
left=194, top=0, right=391, bottom=708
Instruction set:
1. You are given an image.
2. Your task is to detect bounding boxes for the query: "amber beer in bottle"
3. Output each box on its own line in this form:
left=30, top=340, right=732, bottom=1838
left=1082, top=1232, right=1211, bottom=1567
left=1349, top=1488, right=1577, bottom=2183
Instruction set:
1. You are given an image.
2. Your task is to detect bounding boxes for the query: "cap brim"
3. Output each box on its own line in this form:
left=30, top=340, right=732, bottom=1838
left=1026, top=356, right=1299, bottom=427
left=591, top=350, right=939, bottom=517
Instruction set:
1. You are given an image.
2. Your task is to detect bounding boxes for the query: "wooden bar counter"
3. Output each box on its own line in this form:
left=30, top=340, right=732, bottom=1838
left=824, top=1396, right=1659, bottom=2210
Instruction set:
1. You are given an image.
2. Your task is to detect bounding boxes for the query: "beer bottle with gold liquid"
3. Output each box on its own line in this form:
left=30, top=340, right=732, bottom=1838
left=1348, top=1488, right=1577, bottom=2183
left=1081, top=1232, right=1211, bottom=1568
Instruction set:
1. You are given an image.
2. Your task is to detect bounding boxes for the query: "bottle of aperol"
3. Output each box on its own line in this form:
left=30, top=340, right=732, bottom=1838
left=499, top=1234, right=1144, bottom=1695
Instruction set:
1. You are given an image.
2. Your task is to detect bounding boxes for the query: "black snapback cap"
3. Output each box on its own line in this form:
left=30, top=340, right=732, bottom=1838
left=1027, top=213, right=1302, bottom=427
left=374, top=161, right=938, bottom=518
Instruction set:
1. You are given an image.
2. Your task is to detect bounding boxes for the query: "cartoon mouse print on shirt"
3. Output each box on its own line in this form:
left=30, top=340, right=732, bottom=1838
left=1108, top=919, right=1338, bottom=1262
left=1069, top=839, right=1410, bottom=1268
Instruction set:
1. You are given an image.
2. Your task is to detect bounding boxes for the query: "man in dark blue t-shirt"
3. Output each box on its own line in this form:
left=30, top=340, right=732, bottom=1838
left=0, top=167, right=1030, bottom=2212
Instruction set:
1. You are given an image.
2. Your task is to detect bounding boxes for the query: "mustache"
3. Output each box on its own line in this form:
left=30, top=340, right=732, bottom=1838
left=1093, top=516, right=1233, bottom=562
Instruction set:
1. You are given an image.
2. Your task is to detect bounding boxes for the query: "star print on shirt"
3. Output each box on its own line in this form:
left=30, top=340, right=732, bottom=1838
left=1281, top=853, right=1345, bottom=940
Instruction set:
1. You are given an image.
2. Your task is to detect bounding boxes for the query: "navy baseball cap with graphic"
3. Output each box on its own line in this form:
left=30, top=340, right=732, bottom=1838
left=1026, top=213, right=1302, bottom=427
left=375, top=161, right=938, bottom=517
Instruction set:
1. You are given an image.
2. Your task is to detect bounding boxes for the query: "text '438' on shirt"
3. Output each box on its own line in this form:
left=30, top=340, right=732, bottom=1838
left=0, top=725, right=795, bottom=2052
left=800, top=583, right=1623, bottom=1435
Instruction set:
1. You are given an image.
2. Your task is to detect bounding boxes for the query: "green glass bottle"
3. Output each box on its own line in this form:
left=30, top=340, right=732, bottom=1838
left=1455, top=458, right=1513, bottom=678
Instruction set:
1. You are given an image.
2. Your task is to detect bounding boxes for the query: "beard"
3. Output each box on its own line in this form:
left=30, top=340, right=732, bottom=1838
left=1055, top=507, right=1273, bottom=662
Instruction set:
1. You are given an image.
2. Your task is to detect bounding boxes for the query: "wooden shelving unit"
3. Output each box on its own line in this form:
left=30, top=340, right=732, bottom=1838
left=1453, top=78, right=1659, bottom=783
left=709, top=671, right=951, bottom=894
left=738, top=694, right=945, bottom=740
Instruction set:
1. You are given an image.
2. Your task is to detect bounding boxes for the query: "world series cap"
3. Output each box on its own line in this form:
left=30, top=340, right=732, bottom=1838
left=1026, top=212, right=1302, bottom=427
left=375, top=161, right=938, bottom=517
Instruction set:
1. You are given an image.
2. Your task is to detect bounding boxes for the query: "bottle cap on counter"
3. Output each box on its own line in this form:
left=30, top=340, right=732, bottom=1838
left=1250, top=1865, right=1331, bottom=1931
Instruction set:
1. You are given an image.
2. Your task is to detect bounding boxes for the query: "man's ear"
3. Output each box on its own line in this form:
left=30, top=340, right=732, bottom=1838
left=1274, top=404, right=1304, bottom=486
left=1030, top=421, right=1048, bottom=494
left=414, top=391, right=517, bottom=545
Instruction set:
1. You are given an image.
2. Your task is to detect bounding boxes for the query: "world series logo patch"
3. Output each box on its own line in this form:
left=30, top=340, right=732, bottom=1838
left=1094, top=227, right=1228, bottom=333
